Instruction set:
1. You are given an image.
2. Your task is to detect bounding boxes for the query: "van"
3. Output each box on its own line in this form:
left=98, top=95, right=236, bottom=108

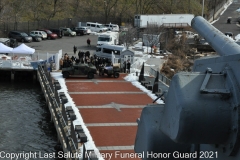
left=86, top=22, right=108, bottom=33
left=104, top=24, right=119, bottom=32
left=94, top=44, right=126, bottom=59
left=97, top=31, right=119, bottom=46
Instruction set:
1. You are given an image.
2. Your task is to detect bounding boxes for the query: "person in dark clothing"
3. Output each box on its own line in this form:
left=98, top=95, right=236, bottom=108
left=78, top=51, right=84, bottom=63
left=87, top=38, right=91, bottom=47
left=78, top=51, right=81, bottom=60
left=126, top=60, right=131, bottom=73
left=123, top=61, right=126, bottom=73
left=75, top=58, right=80, bottom=64
left=66, top=57, right=72, bottom=67
left=71, top=56, right=76, bottom=63
left=73, top=45, right=77, bottom=54
left=85, top=51, right=90, bottom=58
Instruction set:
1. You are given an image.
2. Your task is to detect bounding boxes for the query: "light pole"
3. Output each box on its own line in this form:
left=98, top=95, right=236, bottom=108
left=69, top=18, right=72, bottom=28
left=202, top=0, right=205, bottom=17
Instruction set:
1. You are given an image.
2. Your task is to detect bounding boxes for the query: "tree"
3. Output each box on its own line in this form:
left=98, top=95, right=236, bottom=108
left=119, top=24, right=138, bottom=49
left=24, top=0, right=45, bottom=22
left=8, top=0, right=27, bottom=30
left=143, top=23, right=165, bottom=54
left=103, top=0, right=118, bottom=23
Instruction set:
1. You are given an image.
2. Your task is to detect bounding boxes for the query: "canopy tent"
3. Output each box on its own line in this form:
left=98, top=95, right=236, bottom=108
left=0, top=43, right=13, bottom=53
left=12, top=43, right=35, bottom=54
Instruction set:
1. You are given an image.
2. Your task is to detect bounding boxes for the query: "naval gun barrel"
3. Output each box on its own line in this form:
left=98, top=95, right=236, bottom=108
left=191, top=16, right=240, bottom=56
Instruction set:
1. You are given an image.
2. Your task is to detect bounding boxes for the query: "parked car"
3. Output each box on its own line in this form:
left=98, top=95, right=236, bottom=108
left=49, top=28, right=63, bottom=38
left=38, top=29, right=57, bottom=39
left=30, top=31, right=47, bottom=40
left=104, top=24, right=119, bottom=32
left=8, top=31, right=32, bottom=43
left=71, top=27, right=86, bottom=36
left=78, top=27, right=91, bottom=35
left=225, top=32, right=234, bottom=38
left=60, top=27, right=76, bottom=36
left=0, top=38, right=11, bottom=46
left=0, top=38, right=18, bottom=47
left=29, top=33, right=42, bottom=42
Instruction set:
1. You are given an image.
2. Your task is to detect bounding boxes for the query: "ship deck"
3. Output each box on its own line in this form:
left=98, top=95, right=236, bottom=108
left=64, top=73, right=154, bottom=160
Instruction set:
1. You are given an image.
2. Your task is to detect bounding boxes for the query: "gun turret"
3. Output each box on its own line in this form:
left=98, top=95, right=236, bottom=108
left=135, top=16, right=240, bottom=160
left=192, top=16, right=240, bottom=56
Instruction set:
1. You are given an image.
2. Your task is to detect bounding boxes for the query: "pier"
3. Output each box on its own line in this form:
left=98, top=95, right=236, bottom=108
left=36, top=60, right=168, bottom=160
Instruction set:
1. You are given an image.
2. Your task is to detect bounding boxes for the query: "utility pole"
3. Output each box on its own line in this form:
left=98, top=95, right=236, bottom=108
left=189, top=0, right=190, bottom=13
left=202, top=0, right=205, bottom=17
left=213, top=0, right=216, bottom=21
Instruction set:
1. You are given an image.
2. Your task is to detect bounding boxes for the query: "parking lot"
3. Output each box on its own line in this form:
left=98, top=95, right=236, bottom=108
left=26, top=34, right=99, bottom=59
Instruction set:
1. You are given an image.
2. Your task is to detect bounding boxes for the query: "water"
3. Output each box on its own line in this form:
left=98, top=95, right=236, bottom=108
left=0, top=81, right=62, bottom=160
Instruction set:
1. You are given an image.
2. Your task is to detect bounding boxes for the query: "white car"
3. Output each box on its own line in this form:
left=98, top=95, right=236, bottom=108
left=79, top=27, right=91, bottom=35
left=30, top=31, right=47, bottom=40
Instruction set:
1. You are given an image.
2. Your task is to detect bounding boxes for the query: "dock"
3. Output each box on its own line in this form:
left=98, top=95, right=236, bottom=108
left=37, top=62, right=166, bottom=160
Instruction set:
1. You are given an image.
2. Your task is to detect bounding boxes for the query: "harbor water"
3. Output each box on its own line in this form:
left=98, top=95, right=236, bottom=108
left=0, top=81, right=63, bottom=160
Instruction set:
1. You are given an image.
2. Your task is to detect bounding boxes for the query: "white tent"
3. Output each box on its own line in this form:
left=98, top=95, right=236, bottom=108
left=0, top=43, right=13, bottom=53
left=12, top=43, right=35, bottom=54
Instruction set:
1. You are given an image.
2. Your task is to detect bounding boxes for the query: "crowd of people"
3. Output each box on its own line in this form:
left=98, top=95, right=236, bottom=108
left=59, top=51, right=115, bottom=71
left=59, top=43, right=131, bottom=73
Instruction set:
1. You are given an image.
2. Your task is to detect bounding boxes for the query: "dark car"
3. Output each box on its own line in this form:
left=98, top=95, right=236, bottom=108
left=38, top=29, right=58, bottom=39
left=49, top=28, right=63, bottom=38
left=29, top=33, right=42, bottom=42
left=8, top=31, right=32, bottom=43
left=225, top=32, right=234, bottom=38
left=0, top=38, right=18, bottom=48
left=0, top=38, right=11, bottom=46
left=71, top=27, right=86, bottom=36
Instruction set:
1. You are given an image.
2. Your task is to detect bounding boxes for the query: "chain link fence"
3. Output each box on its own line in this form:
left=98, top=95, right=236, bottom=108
left=0, top=16, right=131, bottom=37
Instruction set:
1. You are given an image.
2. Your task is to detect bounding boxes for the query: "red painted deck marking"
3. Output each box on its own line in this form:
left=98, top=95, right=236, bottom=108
left=71, top=94, right=152, bottom=106
left=79, top=108, right=142, bottom=123
left=88, top=126, right=137, bottom=146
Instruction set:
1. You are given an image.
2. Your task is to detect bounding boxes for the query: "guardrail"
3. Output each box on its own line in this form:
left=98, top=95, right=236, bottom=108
left=149, top=67, right=171, bottom=86
left=0, top=59, right=34, bottom=69
left=37, top=64, right=97, bottom=160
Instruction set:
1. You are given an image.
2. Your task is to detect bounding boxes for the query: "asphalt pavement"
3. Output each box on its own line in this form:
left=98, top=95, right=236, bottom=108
left=26, top=34, right=99, bottom=59
left=212, top=0, right=240, bottom=37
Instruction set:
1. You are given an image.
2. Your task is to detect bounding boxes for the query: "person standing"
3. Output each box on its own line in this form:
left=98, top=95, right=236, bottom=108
left=126, top=60, right=131, bottom=73
left=60, top=57, right=63, bottom=70
left=123, top=60, right=126, bottom=73
left=73, top=45, right=77, bottom=54
left=87, top=38, right=91, bottom=47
